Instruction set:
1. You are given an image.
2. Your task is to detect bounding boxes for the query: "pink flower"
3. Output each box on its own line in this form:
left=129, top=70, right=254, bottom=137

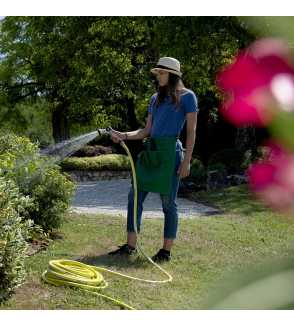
left=247, top=141, right=294, bottom=214
left=217, top=38, right=294, bottom=127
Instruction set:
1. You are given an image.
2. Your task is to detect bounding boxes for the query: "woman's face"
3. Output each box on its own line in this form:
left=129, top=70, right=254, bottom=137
left=156, top=70, right=169, bottom=87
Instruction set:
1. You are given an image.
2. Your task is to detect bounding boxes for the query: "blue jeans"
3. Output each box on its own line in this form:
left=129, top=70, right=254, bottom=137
left=127, top=148, right=183, bottom=240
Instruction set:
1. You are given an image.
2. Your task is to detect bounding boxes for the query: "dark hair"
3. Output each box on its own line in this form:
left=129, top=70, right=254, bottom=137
left=155, top=73, right=184, bottom=108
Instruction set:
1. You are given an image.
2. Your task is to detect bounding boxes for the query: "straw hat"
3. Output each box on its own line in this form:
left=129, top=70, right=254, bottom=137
left=150, top=57, right=182, bottom=77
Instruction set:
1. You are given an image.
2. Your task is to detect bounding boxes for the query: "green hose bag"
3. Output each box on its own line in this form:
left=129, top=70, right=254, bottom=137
left=135, top=137, right=177, bottom=195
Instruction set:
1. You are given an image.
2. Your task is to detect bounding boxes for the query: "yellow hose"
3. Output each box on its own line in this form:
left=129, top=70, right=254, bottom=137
left=42, top=140, right=173, bottom=310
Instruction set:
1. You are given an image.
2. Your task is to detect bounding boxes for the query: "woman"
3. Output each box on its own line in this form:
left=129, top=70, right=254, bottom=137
left=108, top=57, right=198, bottom=262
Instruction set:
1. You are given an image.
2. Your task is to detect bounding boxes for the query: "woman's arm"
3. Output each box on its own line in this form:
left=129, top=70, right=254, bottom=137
left=124, top=114, right=152, bottom=140
left=177, top=111, right=198, bottom=178
left=183, top=111, right=198, bottom=162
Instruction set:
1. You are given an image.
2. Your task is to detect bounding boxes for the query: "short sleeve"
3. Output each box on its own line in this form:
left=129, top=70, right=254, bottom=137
left=148, top=94, right=157, bottom=114
left=182, top=91, right=199, bottom=114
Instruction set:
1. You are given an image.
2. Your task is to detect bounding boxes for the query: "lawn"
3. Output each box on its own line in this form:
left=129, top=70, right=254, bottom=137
left=1, top=185, right=294, bottom=310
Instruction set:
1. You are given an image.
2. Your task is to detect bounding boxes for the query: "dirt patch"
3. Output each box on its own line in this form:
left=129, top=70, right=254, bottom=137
left=26, top=239, right=50, bottom=256
left=11, top=276, right=51, bottom=309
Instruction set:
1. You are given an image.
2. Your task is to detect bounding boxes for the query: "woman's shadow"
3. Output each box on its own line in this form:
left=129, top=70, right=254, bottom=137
left=74, top=251, right=150, bottom=270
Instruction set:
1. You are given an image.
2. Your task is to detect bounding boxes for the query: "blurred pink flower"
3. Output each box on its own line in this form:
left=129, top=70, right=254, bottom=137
left=217, top=38, right=294, bottom=127
left=247, top=141, right=294, bottom=214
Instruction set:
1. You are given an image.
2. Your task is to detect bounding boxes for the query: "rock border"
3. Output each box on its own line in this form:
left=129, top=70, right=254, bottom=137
left=65, top=170, right=131, bottom=182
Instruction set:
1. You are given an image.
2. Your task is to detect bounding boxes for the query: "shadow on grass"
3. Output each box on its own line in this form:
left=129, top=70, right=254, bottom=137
left=76, top=252, right=150, bottom=270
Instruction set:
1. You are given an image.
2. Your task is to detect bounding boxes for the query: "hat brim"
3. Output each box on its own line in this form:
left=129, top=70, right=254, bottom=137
left=150, top=67, right=182, bottom=77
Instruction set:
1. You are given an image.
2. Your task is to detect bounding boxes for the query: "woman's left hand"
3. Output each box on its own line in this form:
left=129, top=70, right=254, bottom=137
left=177, top=159, right=191, bottom=179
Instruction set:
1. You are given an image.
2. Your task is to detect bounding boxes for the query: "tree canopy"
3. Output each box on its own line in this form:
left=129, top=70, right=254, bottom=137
left=0, top=17, right=255, bottom=146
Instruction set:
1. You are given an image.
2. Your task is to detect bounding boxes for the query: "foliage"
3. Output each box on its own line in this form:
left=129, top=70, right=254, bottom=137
left=208, top=148, right=244, bottom=174
left=135, top=96, right=153, bottom=128
left=0, top=17, right=153, bottom=140
left=0, top=99, right=54, bottom=147
left=0, top=133, right=75, bottom=232
left=207, top=162, right=227, bottom=173
left=0, top=177, right=32, bottom=303
left=61, top=154, right=130, bottom=171
left=27, top=168, right=75, bottom=231
left=189, top=158, right=207, bottom=185
left=0, top=17, right=255, bottom=143
left=71, top=145, right=113, bottom=157
left=240, top=149, right=258, bottom=171
left=244, top=17, right=294, bottom=44
left=0, top=132, right=39, bottom=157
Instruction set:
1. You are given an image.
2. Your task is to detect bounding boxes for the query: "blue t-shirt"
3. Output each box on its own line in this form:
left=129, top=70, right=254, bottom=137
left=148, top=88, right=198, bottom=142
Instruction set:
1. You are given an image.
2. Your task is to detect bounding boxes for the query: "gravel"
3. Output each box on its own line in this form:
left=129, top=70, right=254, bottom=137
left=70, top=179, right=220, bottom=218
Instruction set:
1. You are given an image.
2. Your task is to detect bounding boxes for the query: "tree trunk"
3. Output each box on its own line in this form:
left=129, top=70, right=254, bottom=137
left=52, top=104, right=70, bottom=143
left=126, top=97, right=138, bottom=130
left=122, top=97, right=142, bottom=165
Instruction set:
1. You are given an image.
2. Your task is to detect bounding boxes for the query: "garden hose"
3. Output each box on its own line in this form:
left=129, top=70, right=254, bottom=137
left=42, top=130, right=173, bottom=310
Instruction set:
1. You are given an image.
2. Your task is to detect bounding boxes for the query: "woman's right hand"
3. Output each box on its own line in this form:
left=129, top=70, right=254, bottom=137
left=110, top=130, right=124, bottom=143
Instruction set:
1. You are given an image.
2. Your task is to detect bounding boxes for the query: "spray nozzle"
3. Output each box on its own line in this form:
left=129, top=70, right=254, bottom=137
left=97, top=127, right=125, bottom=144
left=97, top=127, right=113, bottom=136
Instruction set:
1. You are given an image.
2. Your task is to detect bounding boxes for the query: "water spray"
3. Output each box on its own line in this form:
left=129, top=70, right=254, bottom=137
left=40, top=127, right=114, bottom=161
left=40, top=131, right=98, bottom=162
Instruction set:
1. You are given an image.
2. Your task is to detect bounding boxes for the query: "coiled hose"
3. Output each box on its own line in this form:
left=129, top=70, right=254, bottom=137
left=42, top=139, right=173, bottom=310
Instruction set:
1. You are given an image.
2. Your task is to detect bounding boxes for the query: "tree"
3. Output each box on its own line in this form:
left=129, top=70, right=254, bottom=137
left=0, top=17, right=158, bottom=143
left=0, top=16, right=257, bottom=159
left=0, top=17, right=97, bottom=142
left=150, top=17, right=256, bottom=162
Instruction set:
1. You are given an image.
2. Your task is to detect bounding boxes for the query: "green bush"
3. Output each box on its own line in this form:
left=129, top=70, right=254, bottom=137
left=0, top=177, right=32, bottom=303
left=208, top=148, right=244, bottom=174
left=0, top=133, right=75, bottom=232
left=0, top=133, right=38, bottom=158
left=207, top=163, right=227, bottom=173
left=240, top=149, right=262, bottom=170
left=189, top=158, right=207, bottom=185
left=71, top=145, right=113, bottom=157
left=60, top=154, right=131, bottom=171
left=27, top=168, right=75, bottom=231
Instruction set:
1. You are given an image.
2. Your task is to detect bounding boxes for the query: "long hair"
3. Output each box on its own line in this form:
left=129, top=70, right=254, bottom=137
left=155, top=73, right=184, bottom=108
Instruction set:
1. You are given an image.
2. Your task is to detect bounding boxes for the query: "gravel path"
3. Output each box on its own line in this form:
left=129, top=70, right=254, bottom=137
left=70, top=179, right=220, bottom=218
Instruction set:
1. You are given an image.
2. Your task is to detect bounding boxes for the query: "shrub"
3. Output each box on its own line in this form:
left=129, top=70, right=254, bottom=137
left=27, top=168, right=75, bottom=231
left=189, top=158, right=207, bottom=185
left=240, top=148, right=264, bottom=170
left=0, top=177, right=32, bottom=303
left=206, top=163, right=229, bottom=190
left=0, top=133, right=38, bottom=158
left=0, top=133, right=75, bottom=232
left=60, top=154, right=131, bottom=171
left=71, top=145, right=113, bottom=157
left=207, top=163, right=227, bottom=173
left=208, top=148, right=244, bottom=174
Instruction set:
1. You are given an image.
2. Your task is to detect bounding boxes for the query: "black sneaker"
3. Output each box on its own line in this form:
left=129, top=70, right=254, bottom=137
left=108, top=243, right=137, bottom=256
left=152, top=249, right=171, bottom=263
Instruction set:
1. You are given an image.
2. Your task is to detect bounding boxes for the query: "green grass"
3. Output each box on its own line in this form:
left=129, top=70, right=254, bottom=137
left=1, top=185, right=294, bottom=310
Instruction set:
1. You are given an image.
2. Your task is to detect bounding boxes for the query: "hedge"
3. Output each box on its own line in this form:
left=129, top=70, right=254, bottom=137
left=60, top=154, right=131, bottom=171
left=0, top=177, right=32, bottom=303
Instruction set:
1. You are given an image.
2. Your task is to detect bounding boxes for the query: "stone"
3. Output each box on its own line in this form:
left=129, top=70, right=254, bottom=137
left=66, top=170, right=131, bottom=182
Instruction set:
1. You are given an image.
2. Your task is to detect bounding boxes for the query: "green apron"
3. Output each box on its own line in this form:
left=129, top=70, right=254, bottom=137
left=135, top=137, right=177, bottom=196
